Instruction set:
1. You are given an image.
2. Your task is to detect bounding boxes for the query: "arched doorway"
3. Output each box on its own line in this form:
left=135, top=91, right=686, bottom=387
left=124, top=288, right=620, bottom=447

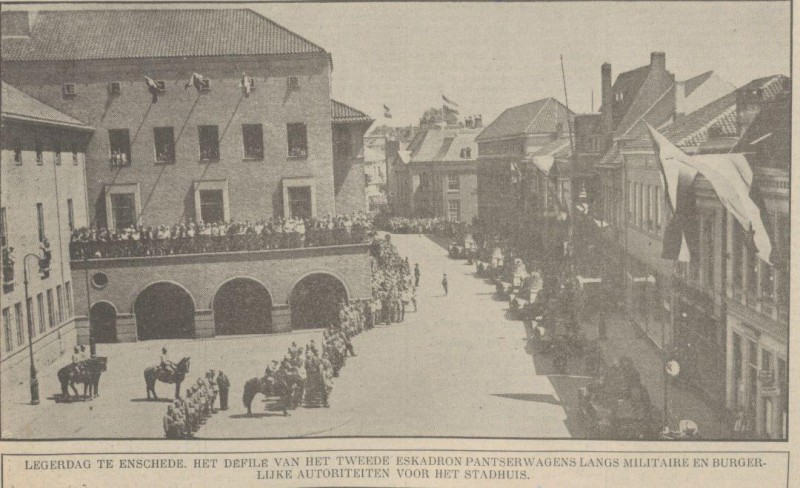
left=90, top=302, right=117, bottom=343
left=213, top=278, right=273, bottom=335
left=134, top=282, right=195, bottom=340
left=290, top=273, right=348, bottom=329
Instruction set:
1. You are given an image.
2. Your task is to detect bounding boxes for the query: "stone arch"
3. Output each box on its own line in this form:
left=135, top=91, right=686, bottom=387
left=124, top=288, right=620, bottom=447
left=289, top=272, right=349, bottom=330
left=212, top=277, right=273, bottom=335
left=90, top=301, right=118, bottom=344
left=134, top=281, right=196, bottom=340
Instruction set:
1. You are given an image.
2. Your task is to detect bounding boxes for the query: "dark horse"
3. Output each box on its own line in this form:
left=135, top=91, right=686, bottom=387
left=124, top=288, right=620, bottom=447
left=144, top=357, right=190, bottom=400
left=57, top=357, right=108, bottom=400
left=242, top=374, right=303, bottom=416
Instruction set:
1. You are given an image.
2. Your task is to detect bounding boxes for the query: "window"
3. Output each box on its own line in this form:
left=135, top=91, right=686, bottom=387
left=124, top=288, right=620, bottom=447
left=703, top=216, right=715, bottom=287
left=110, top=193, right=136, bottom=230
left=0, top=207, right=6, bottom=248
left=36, top=203, right=45, bottom=242
left=747, top=340, right=758, bottom=411
left=71, top=143, right=79, bottom=165
left=67, top=199, right=75, bottom=231
left=732, top=221, right=744, bottom=291
left=197, top=78, right=211, bottom=92
left=62, top=83, right=76, bottom=98
left=46, top=289, right=55, bottom=328
left=447, top=173, right=460, bottom=192
left=27, top=297, right=35, bottom=339
left=13, top=139, right=22, bottom=164
left=746, top=246, right=758, bottom=296
left=242, top=124, right=264, bottom=160
left=198, top=125, right=220, bottom=161
left=288, top=76, right=300, bottom=91
left=199, top=190, right=225, bottom=224
left=35, top=139, right=43, bottom=165
left=2, top=307, right=11, bottom=352
left=109, top=129, right=131, bottom=166
left=65, top=281, right=73, bottom=318
left=36, top=293, right=45, bottom=334
left=655, top=186, right=662, bottom=231
left=14, top=302, right=24, bottom=346
left=108, top=82, right=121, bottom=95
left=460, top=147, right=472, bottom=159
left=287, top=186, right=312, bottom=219
left=448, top=200, right=461, bottom=222
left=287, top=123, right=308, bottom=157
left=54, top=142, right=61, bottom=165
left=153, top=127, right=175, bottom=163
left=644, top=184, right=651, bottom=229
left=732, top=332, right=742, bottom=407
left=56, top=285, right=64, bottom=324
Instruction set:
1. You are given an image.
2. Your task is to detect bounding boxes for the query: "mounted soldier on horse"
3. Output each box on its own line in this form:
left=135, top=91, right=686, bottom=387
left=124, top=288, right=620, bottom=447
left=144, top=354, right=191, bottom=399
left=57, top=353, right=108, bottom=401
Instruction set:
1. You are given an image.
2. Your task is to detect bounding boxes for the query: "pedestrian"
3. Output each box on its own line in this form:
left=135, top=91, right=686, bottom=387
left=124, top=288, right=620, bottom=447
left=598, top=311, right=607, bottom=340
left=217, top=370, right=230, bottom=411
left=441, top=273, right=448, bottom=296
left=414, top=263, right=421, bottom=287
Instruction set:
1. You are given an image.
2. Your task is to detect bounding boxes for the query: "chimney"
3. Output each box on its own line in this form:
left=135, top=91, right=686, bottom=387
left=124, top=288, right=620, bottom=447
left=650, top=52, right=666, bottom=71
left=475, top=115, right=483, bottom=128
left=601, top=62, right=613, bottom=134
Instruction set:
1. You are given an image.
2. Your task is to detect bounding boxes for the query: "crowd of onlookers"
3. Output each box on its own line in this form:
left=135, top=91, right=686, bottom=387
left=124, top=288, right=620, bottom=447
left=377, top=216, right=467, bottom=236
left=163, top=369, right=229, bottom=439
left=70, top=212, right=374, bottom=260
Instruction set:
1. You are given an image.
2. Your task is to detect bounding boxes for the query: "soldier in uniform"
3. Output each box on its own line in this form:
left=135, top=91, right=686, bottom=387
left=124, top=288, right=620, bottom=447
left=288, top=341, right=299, bottom=359
left=164, top=406, right=177, bottom=439
left=441, top=273, right=448, bottom=296
left=216, top=371, right=230, bottom=411
left=71, top=346, right=83, bottom=376
left=319, top=351, right=333, bottom=408
left=160, top=347, right=176, bottom=375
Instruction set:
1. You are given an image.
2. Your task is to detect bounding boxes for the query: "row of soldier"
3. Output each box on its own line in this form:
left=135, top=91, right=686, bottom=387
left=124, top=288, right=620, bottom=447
left=70, top=212, right=374, bottom=260
left=380, top=216, right=466, bottom=236
left=163, top=369, right=229, bottom=439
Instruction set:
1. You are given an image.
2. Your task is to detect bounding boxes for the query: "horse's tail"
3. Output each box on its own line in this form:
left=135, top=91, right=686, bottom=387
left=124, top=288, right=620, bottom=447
left=243, top=377, right=259, bottom=410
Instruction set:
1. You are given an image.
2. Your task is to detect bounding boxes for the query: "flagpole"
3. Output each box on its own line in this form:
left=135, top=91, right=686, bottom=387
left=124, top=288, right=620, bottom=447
left=561, top=55, right=576, bottom=258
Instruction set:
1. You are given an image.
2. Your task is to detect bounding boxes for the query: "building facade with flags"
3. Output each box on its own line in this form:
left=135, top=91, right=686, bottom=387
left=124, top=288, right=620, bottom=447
left=386, top=126, right=481, bottom=223
left=1, top=8, right=372, bottom=227
left=583, top=51, right=788, bottom=437
left=1, top=8, right=375, bottom=345
left=475, top=97, right=574, bottom=233
left=0, top=82, right=93, bottom=384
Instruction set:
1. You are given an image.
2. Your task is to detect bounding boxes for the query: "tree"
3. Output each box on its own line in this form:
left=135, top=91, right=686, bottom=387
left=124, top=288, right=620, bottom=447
left=419, top=107, right=459, bottom=128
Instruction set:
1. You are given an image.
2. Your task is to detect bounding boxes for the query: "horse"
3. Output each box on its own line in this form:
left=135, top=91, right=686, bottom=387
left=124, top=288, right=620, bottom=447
left=242, top=374, right=297, bottom=416
left=144, top=357, right=190, bottom=400
left=57, top=357, right=108, bottom=400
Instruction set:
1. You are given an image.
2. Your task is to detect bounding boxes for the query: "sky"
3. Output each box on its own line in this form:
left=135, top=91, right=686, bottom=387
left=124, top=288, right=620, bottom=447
left=254, top=2, right=790, bottom=127
left=6, top=2, right=790, bottom=127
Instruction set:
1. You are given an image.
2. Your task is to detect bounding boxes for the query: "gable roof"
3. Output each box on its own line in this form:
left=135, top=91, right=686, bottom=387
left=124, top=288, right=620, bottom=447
left=663, top=91, right=737, bottom=147
left=406, top=126, right=481, bottom=163
left=1, top=82, right=92, bottom=130
left=331, top=99, right=373, bottom=124
left=476, top=98, right=574, bottom=141
left=1, top=9, right=326, bottom=61
left=614, top=67, right=676, bottom=139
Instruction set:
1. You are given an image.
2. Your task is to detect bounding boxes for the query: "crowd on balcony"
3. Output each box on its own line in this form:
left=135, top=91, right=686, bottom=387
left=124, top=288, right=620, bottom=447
left=70, top=213, right=374, bottom=260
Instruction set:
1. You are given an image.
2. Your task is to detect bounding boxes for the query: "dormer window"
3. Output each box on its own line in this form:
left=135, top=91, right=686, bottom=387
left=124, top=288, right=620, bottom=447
left=197, top=78, right=211, bottom=92
left=459, top=147, right=472, bottom=159
left=154, top=80, right=166, bottom=93
left=108, top=82, right=121, bottom=95
left=62, top=84, right=76, bottom=99
left=288, top=77, right=300, bottom=91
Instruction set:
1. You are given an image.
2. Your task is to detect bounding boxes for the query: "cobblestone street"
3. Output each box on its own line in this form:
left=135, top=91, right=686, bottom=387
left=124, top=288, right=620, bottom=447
left=2, top=234, right=587, bottom=439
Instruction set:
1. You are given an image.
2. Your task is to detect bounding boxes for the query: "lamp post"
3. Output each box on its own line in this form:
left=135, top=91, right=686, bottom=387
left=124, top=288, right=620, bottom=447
left=21, top=253, right=41, bottom=405
left=83, top=253, right=96, bottom=356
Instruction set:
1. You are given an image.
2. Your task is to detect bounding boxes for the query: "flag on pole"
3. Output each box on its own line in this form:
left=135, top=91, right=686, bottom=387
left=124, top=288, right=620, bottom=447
left=383, top=105, right=392, bottom=118
left=241, top=73, right=253, bottom=95
left=185, top=72, right=205, bottom=90
left=145, top=76, right=159, bottom=103
left=442, top=104, right=459, bottom=117
left=442, top=95, right=459, bottom=107
left=647, top=124, right=772, bottom=263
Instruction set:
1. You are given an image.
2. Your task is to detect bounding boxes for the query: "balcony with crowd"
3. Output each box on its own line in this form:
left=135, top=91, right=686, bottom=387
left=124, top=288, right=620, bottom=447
left=70, top=213, right=374, bottom=260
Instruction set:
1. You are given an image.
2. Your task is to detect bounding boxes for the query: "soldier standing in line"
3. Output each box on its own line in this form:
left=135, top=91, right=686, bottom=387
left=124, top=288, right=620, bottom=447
left=217, top=370, right=230, bottom=411
left=441, top=273, right=448, bottom=296
left=414, top=263, right=421, bottom=288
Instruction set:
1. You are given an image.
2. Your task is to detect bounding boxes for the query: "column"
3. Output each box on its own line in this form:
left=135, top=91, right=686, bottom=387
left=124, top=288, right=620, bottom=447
left=725, top=316, right=735, bottom=409
left=116, top=313, right=137, bottom=343
left=194, top=309, right=215, bottom=339
left=725, top=211, right=734, bottom=298
left=271, top=304, right=292, bottom=333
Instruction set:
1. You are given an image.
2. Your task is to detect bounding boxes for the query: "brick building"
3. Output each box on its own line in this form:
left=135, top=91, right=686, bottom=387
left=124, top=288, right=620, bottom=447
left=1, top=9, right=371, bottom=226
left=476, top=98, right=574, bottom=232
left=0, top=82, right=92, bottom=384
left=1, top=8, right=373, bottom=345
left=579, top=51, right=788, bottom=434
left=387, top=125, right=480, bottom=223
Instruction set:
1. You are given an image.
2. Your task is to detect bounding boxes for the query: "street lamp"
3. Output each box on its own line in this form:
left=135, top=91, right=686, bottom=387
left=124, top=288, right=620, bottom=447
left=21, top=253, right=41, bottom=405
